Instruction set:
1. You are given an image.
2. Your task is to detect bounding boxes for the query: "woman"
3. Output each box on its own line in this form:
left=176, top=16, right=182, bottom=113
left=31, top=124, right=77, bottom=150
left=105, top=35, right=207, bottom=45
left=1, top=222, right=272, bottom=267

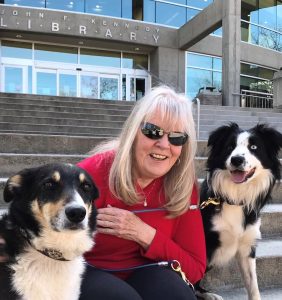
left=78, top=85, right=206, bottom=300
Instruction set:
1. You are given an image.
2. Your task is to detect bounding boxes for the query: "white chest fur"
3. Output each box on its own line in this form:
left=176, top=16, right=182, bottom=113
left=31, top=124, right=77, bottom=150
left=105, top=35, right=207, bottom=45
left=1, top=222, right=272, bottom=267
left=10, top=248, right=85, bottom=300
left=210, top=203, right=261, bottom=267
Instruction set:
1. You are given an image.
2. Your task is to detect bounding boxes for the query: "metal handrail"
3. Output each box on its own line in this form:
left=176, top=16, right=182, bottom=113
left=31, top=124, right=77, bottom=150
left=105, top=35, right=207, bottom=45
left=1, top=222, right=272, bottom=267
left=239, top=89, right=273, bottom=108
left=192, top=97, right=200, bottom=140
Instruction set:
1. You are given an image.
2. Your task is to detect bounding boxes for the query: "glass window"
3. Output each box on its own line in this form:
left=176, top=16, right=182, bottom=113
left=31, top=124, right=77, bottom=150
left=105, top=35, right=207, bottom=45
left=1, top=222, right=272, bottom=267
left=241, top=0, right=259, bottom=23
left=143, top=0, right=156, bottom=22
left=213, top=27, right=222, bottom=36
left=277, top=1, right=282, bottom=31
left=100, top=77, right=119, bottom=100
left=80, top=75, right=98, bottom=98
left=46, top=0, right=84, bottom=12
left=187, top=53, right=213, bottom=69
left=132, top=0, right=141, bottom=20
left=258, top=0, right=276, bottom=30
left=85, top=0, right=122, bottom=17
left=187, top=0, right=213, bottom=9
left=258, top=26, right=277, bottom=50
left=80, top=49, right=121, bottom=68
left=156, top=2, right=186, bottom=27
left=34, top=44, right=78, bottom=63
left=4, top=66, right=23, bottom=93
left=187, top=8, right=198, bottom=21
left=186, top=67, right=212, bottom=98
left=241, top=63, right=259, bottom=77
left=122, top=53, right=148, bottom=69
left=213, top=58, right=222, bottom=71
left=1, top=40, right=32, bottom=59
left=4, top=0, right=45, bottom=7
left=241, top=21, right=259, bottom=44
left=213, top=71, right=222, bottom=91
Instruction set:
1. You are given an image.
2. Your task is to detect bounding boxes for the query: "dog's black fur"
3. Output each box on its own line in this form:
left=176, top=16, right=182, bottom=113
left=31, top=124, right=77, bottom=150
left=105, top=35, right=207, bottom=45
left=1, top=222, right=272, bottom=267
left=196, top=123, right=282, bottom=300
left=0, top=163, right=98, bottom=300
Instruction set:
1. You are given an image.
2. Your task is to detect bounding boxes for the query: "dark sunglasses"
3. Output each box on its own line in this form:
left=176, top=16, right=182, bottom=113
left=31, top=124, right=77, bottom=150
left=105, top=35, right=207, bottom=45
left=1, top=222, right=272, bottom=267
left=141, top=122, right=188, bottom=146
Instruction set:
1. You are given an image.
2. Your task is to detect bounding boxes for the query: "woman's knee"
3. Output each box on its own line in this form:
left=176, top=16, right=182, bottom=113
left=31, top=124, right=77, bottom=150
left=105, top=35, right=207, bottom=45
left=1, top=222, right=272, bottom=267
left=79, top=266, right=142, bottom=300
left=126, top=266, right=196, bottom=300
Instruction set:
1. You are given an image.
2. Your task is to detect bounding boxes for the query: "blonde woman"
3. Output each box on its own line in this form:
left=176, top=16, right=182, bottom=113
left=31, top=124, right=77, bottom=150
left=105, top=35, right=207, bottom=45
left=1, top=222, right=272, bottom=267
left=78, top=86, right=206, bottom=300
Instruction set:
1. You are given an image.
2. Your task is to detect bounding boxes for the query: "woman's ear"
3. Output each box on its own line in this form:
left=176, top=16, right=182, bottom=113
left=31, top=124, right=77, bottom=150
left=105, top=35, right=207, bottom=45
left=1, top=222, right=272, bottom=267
left=3, top=174, right=22, bottom=203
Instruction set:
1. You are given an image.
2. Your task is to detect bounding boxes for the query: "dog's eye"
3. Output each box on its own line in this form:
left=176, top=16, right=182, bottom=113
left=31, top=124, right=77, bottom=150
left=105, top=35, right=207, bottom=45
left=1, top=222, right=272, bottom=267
left=81, top=182, right=91, bottom=192
left=250, top=145, right=257, bottom=150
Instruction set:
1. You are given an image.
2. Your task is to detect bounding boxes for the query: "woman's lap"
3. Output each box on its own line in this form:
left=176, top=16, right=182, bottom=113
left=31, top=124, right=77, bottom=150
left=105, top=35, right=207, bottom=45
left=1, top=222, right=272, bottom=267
left=80, top=265, right=196, bottom=300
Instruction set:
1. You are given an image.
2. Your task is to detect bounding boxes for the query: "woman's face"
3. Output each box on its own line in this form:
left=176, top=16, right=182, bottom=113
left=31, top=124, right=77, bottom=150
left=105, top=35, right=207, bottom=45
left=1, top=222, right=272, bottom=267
left=134, top=111, right=184, bottom=187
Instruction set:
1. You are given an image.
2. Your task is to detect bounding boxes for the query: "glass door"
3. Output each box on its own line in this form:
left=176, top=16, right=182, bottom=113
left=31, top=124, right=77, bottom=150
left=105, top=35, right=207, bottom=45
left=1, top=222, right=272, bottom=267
left=35, top=68, right=57, bottom=96
left=2, top=64, right=28, bottom=93
left=100, top=74, right=119, bottom=100
left=58, top=70, right=77, bottom=97
left=124, top=75, right=147, bottom=101
left=79, top=72, right=99, bottom=98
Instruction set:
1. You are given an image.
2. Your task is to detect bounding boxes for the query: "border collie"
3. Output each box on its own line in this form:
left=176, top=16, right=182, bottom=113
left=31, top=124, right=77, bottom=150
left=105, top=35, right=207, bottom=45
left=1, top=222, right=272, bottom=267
left=0, top=163, right=98, bottom=300
left=196, top=123, right=282, bottom=300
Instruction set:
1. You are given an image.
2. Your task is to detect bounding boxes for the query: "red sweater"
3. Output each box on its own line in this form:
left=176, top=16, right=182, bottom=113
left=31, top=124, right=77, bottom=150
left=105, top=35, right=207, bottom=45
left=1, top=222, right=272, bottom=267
left=77, top=151, right=206, bottom=284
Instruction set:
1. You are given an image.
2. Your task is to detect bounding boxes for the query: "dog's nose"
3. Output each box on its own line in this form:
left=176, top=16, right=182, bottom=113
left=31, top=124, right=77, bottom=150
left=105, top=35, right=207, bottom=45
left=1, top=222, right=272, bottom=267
left=65, top=206, right=86, bottom=223
left=230, top=156, right=244, bottom=167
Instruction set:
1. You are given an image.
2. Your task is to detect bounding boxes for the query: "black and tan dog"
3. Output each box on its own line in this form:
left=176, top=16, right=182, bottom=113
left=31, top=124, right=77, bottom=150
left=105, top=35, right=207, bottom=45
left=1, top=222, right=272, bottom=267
left=0, top=163, right=98, bottom=300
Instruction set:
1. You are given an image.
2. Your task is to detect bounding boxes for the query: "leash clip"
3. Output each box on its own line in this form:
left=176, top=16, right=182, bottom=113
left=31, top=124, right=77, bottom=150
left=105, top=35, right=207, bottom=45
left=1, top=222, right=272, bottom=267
left=200, top=197, right=221, bottom=210
left=171, top=260, right=195, bottom=292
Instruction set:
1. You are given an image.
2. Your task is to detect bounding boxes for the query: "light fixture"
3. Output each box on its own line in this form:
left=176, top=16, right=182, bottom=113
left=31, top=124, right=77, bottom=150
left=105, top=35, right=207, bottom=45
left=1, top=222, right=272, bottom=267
left=78, top=41, right=84, bottom=45
left=134, top=47, right=140, bottom=51
left=16, top=34, right=22, bottom=38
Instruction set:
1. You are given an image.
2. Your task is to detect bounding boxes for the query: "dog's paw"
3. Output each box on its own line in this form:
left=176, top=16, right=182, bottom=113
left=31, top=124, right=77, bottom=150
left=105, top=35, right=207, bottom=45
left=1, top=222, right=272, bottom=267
left=196, top=291, right=224, bottom=300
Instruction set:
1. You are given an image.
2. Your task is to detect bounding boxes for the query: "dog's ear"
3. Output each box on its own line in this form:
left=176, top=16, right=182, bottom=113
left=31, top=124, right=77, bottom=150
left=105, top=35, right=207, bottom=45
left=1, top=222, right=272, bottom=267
left=3, top=174, right=23, bottom=203
left=208, top=122, right=239, bottom=148
left=252, top=123, right=282, bottom=155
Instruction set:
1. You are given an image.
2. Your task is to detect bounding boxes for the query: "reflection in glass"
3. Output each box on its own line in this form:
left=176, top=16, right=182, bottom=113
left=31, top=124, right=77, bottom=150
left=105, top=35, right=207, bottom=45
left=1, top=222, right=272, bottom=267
left=241, top=0, right=259, bottom=23
left=258, top=0, right=276, bottom=30
left=59, top=74, right=77, bottom=97
left=122, top=53, right=148, bottom=69
left=187, top=0, right=213, bottom=9
left=136, top=78, right=145, bottom=100
left=1, top=40, right=32, bottom=59
left=80, top=49, right=120, bottom=68
left=85, top=0, right=121, bottom=17
left=156, top=2, right=186, bottom=27
left=80, top=75, right=98, bottom=98
left=258, top=27, right=277, bottom=50
left=186, top=67, right=212, bottom=98
left=35, top=44, right=78, bottom=63
left=5, top=67, right=23, bottom=93
left=37, top=72, right=57, bottom=96
left=5, top=0, right=45, bottom=7
left=188, top=53, right=213, bottom=69
left=46, top=0, right=84, bottom=12
left=241, top=21, right=259, bottom=45
left=100, top=77, right=118, bottom=100
left=143, top=0, right=156, bottom=22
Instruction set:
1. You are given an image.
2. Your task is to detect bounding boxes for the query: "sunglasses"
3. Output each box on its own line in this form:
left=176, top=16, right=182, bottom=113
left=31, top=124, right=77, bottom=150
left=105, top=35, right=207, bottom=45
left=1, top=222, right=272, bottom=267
left=141, top=122, right=188, bottom=146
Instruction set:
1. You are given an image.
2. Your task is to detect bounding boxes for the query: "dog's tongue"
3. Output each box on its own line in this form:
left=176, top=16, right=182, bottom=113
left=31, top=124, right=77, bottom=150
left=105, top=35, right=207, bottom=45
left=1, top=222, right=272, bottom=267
left=231, top=170, right=247, bottom=183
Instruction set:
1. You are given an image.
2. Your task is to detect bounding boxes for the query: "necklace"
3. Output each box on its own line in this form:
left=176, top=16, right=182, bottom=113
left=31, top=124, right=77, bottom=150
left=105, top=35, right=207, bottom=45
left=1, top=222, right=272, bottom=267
left=141, top=181, right=156, bottom=207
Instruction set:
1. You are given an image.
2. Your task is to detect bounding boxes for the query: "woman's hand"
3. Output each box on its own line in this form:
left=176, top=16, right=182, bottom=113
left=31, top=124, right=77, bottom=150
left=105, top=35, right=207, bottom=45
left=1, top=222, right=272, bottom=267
left=97, top=206, right=156, bottom=250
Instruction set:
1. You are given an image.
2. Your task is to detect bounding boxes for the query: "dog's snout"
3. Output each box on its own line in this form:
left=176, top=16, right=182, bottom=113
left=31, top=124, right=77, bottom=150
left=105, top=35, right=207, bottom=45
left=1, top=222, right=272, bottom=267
left=65, top=206, right=86, bottom=223
left=230, top=156, right=244, bottom=167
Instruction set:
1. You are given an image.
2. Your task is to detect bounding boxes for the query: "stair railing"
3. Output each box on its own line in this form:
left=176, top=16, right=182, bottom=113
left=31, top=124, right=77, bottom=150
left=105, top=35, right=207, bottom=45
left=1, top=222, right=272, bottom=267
left=192, top=97, right=200, bottom=140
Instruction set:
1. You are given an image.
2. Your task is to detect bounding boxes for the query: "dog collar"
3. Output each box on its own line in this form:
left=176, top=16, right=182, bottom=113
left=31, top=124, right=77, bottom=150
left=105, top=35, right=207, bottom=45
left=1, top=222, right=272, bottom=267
left=37, top=248, right=70, bottom=261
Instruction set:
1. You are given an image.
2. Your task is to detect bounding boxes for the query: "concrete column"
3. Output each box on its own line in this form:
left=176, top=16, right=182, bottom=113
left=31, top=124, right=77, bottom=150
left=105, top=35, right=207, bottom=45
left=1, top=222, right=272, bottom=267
left=222, top=0, right=241, bottom=106
left=150, top=47, right=186, bottom=92
left=273, top=70, right=282, bottom=108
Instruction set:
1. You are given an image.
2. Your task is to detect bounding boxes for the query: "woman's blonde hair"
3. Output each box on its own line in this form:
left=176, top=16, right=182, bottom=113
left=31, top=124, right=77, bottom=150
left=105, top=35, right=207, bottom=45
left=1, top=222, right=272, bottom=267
left=92, top=85, right=197, bottom=217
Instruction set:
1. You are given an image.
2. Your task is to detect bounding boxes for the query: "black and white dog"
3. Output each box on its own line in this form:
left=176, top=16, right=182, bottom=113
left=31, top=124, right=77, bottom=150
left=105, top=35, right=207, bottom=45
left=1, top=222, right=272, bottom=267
left=196, top=123, right=282, bottom=300
left=0, top=163, right=98, bottom=300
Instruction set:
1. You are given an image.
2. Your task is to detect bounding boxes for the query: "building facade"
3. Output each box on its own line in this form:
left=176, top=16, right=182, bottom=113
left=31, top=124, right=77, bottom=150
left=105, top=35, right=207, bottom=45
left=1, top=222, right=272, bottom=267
left=0, top=0, right=282, bottom=106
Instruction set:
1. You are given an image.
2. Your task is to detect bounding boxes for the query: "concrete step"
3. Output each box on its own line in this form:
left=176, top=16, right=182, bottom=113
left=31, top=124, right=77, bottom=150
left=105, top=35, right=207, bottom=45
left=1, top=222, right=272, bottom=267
left=0, top=115, right=125, bottom=128
left=218, top=287, right=282, bottom=300
left=0, top=108, right=128, bottom=121
left=0, top=93, right=135, bottom=109
left=0, top=103, right=132, bottom=116
left=0, top=122, right=122, bottom=136
left=201, top=238, right=282, bottom=291
left=0, top=133, right=106, bottom=154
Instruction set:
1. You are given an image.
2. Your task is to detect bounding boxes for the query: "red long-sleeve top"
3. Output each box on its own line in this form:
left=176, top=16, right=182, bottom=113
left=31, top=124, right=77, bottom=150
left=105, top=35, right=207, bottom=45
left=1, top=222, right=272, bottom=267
left=77, top=151, right=206, bottom=284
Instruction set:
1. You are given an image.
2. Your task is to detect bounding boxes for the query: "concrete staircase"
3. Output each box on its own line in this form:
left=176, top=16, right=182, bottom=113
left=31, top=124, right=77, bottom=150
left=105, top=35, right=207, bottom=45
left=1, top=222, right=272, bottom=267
left=0, top=92, right=281, bottom=299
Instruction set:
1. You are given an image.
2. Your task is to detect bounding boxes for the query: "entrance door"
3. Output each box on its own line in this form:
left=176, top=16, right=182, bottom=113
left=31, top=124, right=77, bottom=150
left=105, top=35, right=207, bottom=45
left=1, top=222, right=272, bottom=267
left=2, top=65, right=28, bottom=93
left=100, top=74, right=119, bottom=100
left=79, top=72, right=99, bottom=98
left=58, top=70, right=77, bottom=97
left=35, top=68, right=57, bottom=96
left=123, top=76, right=146, bottom=101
